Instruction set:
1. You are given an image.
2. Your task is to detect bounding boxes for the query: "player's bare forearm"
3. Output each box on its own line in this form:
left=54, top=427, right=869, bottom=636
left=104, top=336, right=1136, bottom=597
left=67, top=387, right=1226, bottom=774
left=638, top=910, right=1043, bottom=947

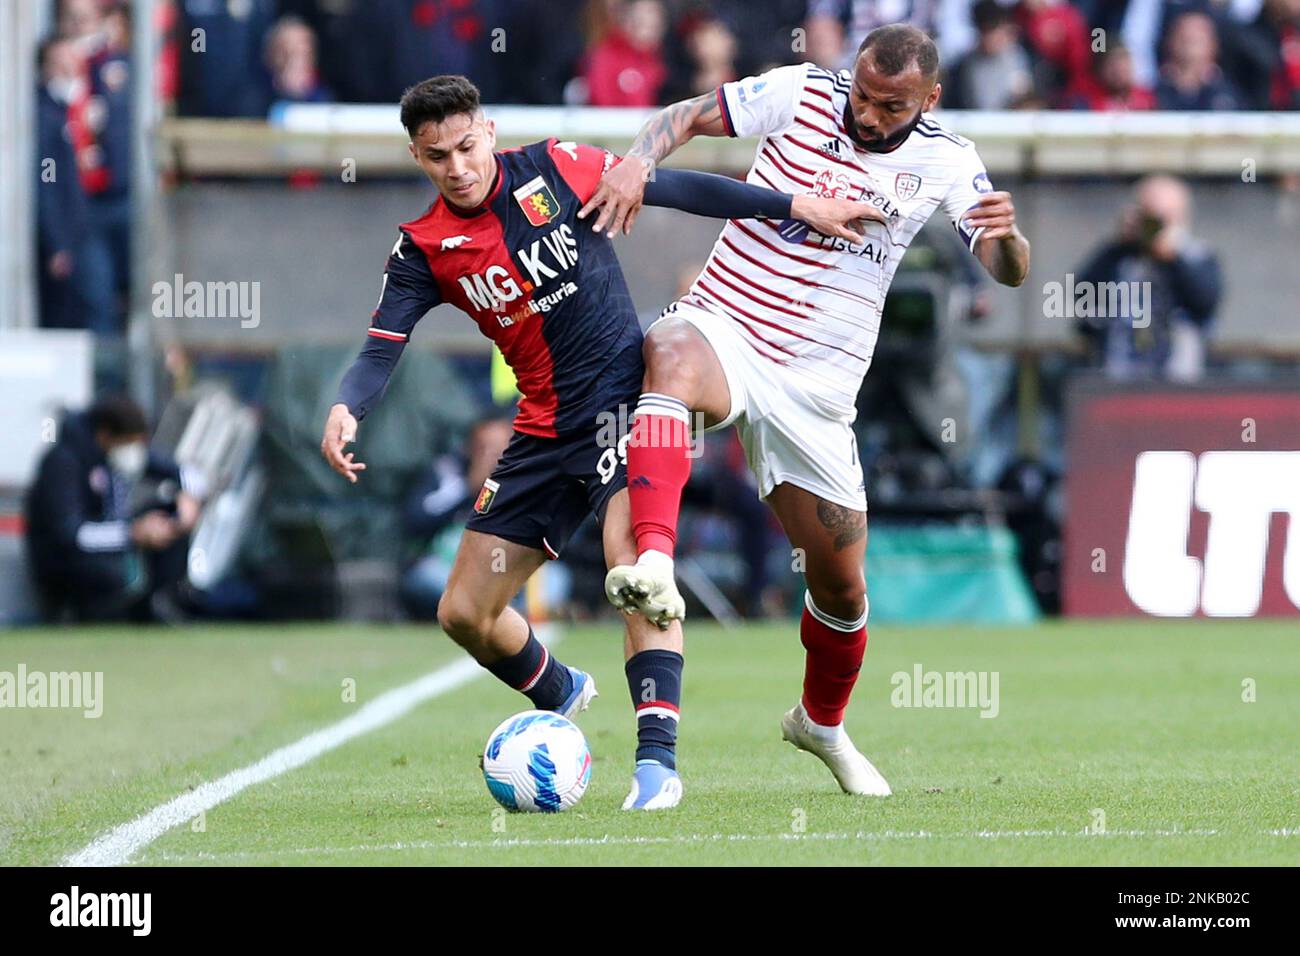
left=965, top=192, right=1029, bottom=287
left=580, top=92, right=731, bottom=236
left=977, top=229, right=1031, bottom=287
left=626, top=91, right=728, bottom=168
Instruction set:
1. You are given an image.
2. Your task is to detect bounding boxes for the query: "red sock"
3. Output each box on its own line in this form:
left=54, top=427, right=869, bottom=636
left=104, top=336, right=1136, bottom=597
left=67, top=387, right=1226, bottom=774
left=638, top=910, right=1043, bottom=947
left=800, top=592, right=868, bottom=726
left=627, top=393, right=693, bottom=558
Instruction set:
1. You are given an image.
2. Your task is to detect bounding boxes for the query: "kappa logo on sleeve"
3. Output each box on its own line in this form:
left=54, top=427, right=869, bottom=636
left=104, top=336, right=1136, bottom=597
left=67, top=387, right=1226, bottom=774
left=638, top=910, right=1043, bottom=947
left=474, top=478, right=501, bottom=514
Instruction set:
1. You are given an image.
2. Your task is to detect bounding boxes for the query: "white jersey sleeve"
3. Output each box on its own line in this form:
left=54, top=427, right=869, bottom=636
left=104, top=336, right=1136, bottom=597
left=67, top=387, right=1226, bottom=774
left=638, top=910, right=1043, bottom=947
left=941, top=146, right=996, bottom=251
left=717, top=64, right=807, bottom=139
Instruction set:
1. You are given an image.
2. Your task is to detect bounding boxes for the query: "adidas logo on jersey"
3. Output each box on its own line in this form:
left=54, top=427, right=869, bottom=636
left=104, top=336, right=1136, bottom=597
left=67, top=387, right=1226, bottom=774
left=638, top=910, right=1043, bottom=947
left=441, top=235, right=472, bottom=250
left=818, top=139, right=844, bottom=159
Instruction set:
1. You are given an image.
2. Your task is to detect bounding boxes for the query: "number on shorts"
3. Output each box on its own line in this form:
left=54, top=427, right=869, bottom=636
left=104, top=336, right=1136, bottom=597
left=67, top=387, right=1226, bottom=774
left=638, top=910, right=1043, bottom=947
left=596, top=432, right=630, bottom=485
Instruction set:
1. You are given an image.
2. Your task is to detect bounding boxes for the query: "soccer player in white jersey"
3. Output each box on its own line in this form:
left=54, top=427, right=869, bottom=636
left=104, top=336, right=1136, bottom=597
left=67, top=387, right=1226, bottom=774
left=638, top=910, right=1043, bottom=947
left=579, top=24, right=1031, bottom=796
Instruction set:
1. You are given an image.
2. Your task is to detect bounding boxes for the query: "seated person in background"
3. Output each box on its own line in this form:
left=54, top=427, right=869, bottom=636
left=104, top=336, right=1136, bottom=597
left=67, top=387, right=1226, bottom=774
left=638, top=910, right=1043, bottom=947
left=583, top=0, right=669, bottom=106
left=1073, top=175, right=1222, bottom=382
left=264, top=15, right=333, bottom=109
left=803, top=12, right=850, bottom=72
left=944, top=1, right=1034, bottom=110
left=1226, top=0, right=1300, bottom=110
left=1155, top=11, right=1242, bottom=110
left=1015, top=0, right=1094, bottom=106
left=661, top=16, right=739, bottom=104
left=25, top=396, right=203, bottom=622
left=1069, top=44, right=1156, bottom=111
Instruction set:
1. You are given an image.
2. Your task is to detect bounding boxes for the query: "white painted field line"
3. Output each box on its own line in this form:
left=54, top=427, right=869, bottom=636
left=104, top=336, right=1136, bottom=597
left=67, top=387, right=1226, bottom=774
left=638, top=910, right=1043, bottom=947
left=145, top=825, right=1300, bottom=863
left=64, top=627, right=560, bottom=868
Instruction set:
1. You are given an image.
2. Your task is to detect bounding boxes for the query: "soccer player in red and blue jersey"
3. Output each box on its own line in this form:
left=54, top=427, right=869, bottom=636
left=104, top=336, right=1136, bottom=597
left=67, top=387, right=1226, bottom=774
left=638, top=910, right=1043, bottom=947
left=320, top=75, right=875, bottom=810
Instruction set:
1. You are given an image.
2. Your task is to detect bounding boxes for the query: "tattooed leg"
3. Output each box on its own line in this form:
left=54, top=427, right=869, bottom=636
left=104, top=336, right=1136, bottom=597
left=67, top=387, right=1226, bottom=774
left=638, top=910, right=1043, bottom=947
left=767, top=482, right=875, bottom=746
left=816, top=499, right=868, bottom=552
left=765, top=482, right=867, bottom=622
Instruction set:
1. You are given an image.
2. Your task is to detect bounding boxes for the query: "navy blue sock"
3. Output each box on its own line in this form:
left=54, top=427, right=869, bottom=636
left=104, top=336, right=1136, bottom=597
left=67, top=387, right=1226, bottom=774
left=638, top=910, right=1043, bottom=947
left=485, top=629, right=574, bottom=711
left=625, top=649, right=683, bottom=770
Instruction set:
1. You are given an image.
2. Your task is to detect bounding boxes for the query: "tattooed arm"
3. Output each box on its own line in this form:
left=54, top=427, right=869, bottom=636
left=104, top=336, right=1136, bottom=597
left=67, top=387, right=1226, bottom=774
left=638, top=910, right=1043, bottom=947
left=626, top=90, right=729, bottom=168
left=577, top=91, right=730, bottom=236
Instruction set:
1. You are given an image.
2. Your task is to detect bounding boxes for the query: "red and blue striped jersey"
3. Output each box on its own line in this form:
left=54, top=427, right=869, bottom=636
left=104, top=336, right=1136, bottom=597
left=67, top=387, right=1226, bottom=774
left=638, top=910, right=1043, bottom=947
left=356, top=138, right=643, bottom=437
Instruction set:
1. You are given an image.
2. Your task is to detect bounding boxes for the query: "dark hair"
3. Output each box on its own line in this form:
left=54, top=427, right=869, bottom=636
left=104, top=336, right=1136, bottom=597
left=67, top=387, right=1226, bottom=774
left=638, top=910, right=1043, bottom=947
left=399, top=75, right=482, bottom=139
left=88, top=395, right=148, bottom=438
left=857, top=24, right=940, bottom=81
left=972, top=0, right=1013, bottom=33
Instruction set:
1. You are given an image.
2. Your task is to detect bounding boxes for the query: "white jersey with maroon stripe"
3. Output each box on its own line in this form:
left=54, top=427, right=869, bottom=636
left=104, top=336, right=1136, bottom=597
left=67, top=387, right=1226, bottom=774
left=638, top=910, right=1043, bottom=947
left=687, top=62, right=994, bottom=416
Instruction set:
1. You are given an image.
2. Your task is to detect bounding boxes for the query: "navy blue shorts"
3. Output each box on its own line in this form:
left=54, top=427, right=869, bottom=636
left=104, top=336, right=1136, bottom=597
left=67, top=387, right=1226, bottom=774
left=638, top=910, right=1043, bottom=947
left=464, top=418, right=630, bottom=559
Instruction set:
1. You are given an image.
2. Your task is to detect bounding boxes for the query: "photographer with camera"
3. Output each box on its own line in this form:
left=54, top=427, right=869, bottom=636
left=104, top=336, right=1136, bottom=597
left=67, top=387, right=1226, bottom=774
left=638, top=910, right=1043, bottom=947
left=1073, top=174, right=1223, bottom=381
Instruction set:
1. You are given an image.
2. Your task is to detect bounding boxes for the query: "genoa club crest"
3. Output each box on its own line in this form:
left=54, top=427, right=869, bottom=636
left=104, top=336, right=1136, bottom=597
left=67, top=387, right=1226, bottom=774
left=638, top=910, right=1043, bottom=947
left=513, top=176, right=561, bottom=226
left=894, top=172, right=922, bottom=201
left=474, top=478, right=500, bottom=514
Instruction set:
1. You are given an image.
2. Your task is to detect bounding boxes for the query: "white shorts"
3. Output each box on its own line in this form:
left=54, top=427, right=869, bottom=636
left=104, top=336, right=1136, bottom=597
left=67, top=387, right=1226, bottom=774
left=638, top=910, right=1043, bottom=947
left=653, top=299, right=868, bottom=512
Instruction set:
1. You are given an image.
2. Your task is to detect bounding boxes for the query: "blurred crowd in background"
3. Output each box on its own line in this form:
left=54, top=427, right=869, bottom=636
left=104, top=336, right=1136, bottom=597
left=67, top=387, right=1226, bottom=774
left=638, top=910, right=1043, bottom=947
left=59, top=0, right=1300, bottom=115
left=36, top=0, right=1295, bottom=336
left=22, top=0, right=1296, bottom=626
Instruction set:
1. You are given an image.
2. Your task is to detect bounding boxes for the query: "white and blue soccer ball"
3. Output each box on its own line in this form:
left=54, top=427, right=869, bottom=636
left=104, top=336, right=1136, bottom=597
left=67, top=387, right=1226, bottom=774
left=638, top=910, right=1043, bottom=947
left=482, top=710, right=593, bottom=813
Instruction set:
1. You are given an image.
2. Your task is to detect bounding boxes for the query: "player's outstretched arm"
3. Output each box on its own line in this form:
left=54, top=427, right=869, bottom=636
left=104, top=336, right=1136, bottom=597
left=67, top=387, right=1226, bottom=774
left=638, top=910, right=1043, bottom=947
left=578, top=91, right=728, bottom=236
left=642, top=168, right=887, bottom=244
left=322, top=335, right=406, bottom=484
left=324, top=229, right=437, bottom=483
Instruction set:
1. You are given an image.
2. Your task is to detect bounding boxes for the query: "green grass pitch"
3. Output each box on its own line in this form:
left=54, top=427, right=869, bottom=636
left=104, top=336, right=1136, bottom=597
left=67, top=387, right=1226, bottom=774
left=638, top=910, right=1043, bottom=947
left=1, top=619, right=1296, bottom=866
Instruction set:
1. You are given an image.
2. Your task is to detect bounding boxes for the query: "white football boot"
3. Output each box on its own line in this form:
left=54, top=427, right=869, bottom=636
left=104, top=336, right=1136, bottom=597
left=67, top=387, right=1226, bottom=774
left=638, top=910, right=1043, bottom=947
left=603, top=550, right=685, bottom=630
left=780, top=701, right=891, bottom=796
left=556, top=667, right=598, bottom=720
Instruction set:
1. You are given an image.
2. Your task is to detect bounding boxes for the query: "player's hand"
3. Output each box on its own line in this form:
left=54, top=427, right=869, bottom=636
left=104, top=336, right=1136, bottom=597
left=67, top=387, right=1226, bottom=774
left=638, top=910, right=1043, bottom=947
left=962, top=191, right=1018, bottom=241
left=791, top=195, right=888, bottom=244
left=130, top=511, right=179, bottom=550
left=577, top=155, right=652, bottom=236
left=321, top=403, right=366, bottom=484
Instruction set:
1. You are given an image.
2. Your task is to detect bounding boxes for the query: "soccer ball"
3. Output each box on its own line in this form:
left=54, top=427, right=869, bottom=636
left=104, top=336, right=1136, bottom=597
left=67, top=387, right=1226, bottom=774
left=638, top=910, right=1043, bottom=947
left=481, top=710, right=592, bottom=812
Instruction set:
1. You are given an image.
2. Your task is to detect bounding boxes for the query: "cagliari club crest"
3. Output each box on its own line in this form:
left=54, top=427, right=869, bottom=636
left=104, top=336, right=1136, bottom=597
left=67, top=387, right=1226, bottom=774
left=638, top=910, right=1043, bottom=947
left=894, top=172, right=922, bottom=201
